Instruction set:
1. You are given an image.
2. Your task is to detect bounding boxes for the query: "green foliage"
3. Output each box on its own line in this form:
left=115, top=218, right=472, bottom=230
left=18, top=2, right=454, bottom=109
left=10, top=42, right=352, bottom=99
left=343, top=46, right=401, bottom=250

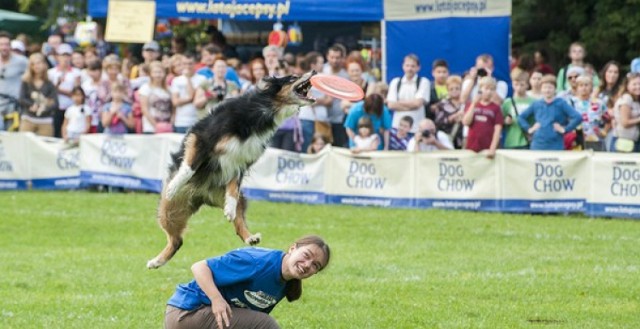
left=513, top=0, right=640, bottom=70
left=1, top=191, right=640, bottom=328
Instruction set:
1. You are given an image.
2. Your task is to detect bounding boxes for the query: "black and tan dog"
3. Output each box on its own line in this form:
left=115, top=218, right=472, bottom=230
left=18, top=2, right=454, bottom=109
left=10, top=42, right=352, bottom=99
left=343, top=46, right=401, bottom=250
left=147, top=71, right=316, bottom=269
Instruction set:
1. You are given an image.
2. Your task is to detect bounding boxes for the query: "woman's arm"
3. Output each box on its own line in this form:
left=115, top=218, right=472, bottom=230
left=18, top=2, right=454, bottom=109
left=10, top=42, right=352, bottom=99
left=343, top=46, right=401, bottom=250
left=139, top=94, right=156, bottom=126
left=618, top=104, right=640, bottom=128
left=191, top=260, right=233, bottom=329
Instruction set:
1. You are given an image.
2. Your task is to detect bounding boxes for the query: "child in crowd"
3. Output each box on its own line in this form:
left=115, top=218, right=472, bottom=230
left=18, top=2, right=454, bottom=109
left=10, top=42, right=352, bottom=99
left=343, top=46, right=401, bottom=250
left=62, top=87, right=91, bottom=144
left=388, top=115, right=414, bottom=151
left=570, top=75, right=607, bottom=151
left=101, top=82, right=134, bottom=135
left=517, top=75, right=582, bottom=151
left=428, top=59, right=450, bottom=115
left=351, top=116, right=379, bottom=153
left=81, top=59, right=103, bottom=133
left=462, top=76, right=503, bottom=158
left=501, top=71, right=536, bottom=149
left=307, top=133, right=331, bottom=154
left=527, top=69, right=544, bottom=99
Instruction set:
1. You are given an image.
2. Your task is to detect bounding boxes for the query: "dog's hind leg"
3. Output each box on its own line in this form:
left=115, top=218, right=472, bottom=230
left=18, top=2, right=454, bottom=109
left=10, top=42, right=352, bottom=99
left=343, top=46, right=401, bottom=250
left=165, top=134, right=198, bottom=200
left=233, top=193, right=261, bottom=245
left=146, top=198, right=197, bottom=269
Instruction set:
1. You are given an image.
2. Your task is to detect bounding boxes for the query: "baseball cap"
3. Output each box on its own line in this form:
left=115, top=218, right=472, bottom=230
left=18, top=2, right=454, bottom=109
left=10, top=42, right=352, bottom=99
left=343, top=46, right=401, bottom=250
left=56, top=43, right=73, bottom=55
left=10, top=40, right=25, bottom=53
left=143, top=41, right=160, bottom=52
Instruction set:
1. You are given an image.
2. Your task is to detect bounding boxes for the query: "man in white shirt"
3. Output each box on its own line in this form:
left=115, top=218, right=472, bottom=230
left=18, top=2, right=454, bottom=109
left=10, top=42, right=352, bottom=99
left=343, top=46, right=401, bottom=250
left=407, top=118, right=453, bottom=152
left=460, top=54, right=508, bottom=105
left=171, top=54, right=206, bottom=133
left=48, top=43, right=82, bottom=137
left=0, top=31, right=28, bottom=131
left=322, top=44, right=350, bottom=147
left=387, top=54, right=431, bottom=133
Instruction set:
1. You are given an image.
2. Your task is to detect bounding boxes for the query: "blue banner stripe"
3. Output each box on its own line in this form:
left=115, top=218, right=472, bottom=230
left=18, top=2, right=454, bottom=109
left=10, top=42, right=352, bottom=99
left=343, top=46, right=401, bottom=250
left=0, top=179, right=29, bottom=190
left=32, top=176, right=81, bottom=190
left=587, top=203, right=640, bottom=219
left=325, top=194, right=414, bottom=208
left=242, top=188, right=325, bottom=204
left=80, top=171, right=162, bottom=192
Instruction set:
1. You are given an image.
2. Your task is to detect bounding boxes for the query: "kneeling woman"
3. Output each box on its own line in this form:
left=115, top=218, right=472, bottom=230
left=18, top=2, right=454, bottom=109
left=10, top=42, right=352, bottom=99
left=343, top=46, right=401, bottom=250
left=165, top=235, right=331, bottom=329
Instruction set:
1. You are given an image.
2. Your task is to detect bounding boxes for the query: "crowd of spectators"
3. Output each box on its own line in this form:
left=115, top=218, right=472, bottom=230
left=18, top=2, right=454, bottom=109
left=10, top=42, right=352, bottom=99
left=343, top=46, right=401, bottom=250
left=1, top=30, right=640, bottom=155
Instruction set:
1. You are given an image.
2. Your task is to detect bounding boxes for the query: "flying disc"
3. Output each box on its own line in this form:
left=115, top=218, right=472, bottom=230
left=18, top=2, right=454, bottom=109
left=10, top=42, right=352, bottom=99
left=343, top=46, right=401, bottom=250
left=310, top=74, right=365, bottom=101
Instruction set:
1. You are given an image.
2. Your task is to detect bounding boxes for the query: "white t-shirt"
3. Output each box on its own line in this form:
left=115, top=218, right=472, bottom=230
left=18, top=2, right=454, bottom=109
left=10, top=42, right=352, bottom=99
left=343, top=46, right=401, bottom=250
left=64, top=104, right=91, bottom=139
left=462, top=78, right=509, bottom=102
left=48, top=67, right=82, bottom=110
left=81, top=79, right=101, bottom=127
left=387, top=75, right=431, bottom=133
left=298, top=87, right=328, bottom=121
left=406, top=131, right=453, bottom=152
left=171, top=74, right=206, bottom=128
left=353, top=134, right=379, bottom=150
left=138, top=83, right=172, bottom=133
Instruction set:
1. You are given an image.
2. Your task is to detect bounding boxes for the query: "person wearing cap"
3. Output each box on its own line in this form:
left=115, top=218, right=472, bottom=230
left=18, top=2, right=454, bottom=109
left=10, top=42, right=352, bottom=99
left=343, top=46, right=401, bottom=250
left=129, top=41, right=161, bottom=80
left=48, top=43, right=82, bottom=138
left=0, top=31, right=28, bottom=131
left=10, top=40, right=26, bottom=56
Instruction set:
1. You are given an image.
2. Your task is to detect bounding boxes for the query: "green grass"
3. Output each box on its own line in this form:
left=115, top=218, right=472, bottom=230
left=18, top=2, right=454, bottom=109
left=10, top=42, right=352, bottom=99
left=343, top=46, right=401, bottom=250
left=1, top=191, right=639, bottom=328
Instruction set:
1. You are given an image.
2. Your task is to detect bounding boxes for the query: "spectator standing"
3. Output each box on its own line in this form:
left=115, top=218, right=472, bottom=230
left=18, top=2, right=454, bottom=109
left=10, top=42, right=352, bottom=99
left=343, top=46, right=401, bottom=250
left=298, top=52, right=330, bottom=152
left=517, top=75, right=582, bottom=151
left=350, top=116, right=380, bottom=153
left=557, top=66, right=584, bottom=103
left=139, top=61, right=173, bottom=134
left=61, top=87, right=91, bottom=143
left=171, top=54, right=206, bottom=133
left=527, top=69, right=544, bottom=99
left=18, top=53, right=58, bottom=136
left=101, top=82, right=134, bottom=135
left=427, top=59, right=450, bottom=117
left=0, top=31, right=28, bottom=130
left=241, top=58, right=268, bottom=94
left=533, top=49, right=554, bottom=75
left=387, top=53, right=431, bottom=133
left=556, top=42, right=600, bottom=92
left=593, top=61, right=621, bottom=151
left=434, top=75, right=465, bottom=149
left=461, top=54, right=508, bottom=105
left=611, top=73, right=640, bottom=152
left=501, top=71, right=536, bottom=149
left=194, top=56, right=239, bottom=118
left=48, top=43, right=82, bottom=138
left=344, top=93, right=391, bottom=150
left=406, top=118, right=453, bottom=152
left=130, top=41, right=161, bottom=79
left=263, top=45, right=283, bottom=77
left=462, top=76, right=503, bottom=158
left=571, top=75, right=606, bottom=151
left=196, top=44, right=242, bottom=88
left=81, top=59, right=103, bottom=133
left=323, top=44, right=350, bottom=147
left=340, top=56, right=376, bottom=115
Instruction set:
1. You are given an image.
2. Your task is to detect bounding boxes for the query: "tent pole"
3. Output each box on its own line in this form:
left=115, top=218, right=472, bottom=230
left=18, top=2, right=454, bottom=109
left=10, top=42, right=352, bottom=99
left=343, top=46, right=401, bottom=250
left=381, top=19, right=386, bottom=83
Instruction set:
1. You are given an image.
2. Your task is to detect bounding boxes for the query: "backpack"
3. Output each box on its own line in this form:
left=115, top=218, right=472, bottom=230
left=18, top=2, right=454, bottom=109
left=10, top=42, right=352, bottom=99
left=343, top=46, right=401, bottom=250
left=395, top=76, right=433, bottom=119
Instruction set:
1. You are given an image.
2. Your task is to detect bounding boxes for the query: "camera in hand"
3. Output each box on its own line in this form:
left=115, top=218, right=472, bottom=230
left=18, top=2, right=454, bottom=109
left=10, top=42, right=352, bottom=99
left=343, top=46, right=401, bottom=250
left=212, top=85, right=226, bottom=101
left=421, top=130, right=432, bottom=139
left=477, top=68, right=488, bottom=77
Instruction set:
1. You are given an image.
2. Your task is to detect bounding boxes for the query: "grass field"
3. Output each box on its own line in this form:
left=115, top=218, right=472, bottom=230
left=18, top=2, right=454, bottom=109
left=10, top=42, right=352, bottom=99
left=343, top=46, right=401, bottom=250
left=1, top=191, right=639, bottom=329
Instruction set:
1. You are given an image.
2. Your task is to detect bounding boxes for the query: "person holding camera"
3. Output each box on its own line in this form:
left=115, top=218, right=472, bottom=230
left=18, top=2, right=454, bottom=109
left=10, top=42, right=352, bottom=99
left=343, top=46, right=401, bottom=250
left=406, top=118, right=453, bottom=152
left=460, top=54, right=508, bottom=105
left=194, top=55, right=239, bottom=118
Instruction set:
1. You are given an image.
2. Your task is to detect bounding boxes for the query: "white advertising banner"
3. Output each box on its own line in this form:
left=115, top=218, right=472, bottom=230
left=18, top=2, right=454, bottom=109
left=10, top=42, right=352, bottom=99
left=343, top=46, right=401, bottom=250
left=498, top=150, right=590, bottom=213
left=324, top=148, right=415, bottom=207
left=242, top=147, right=329, bottom=204
left=384, top=0, right=511, bottom=21
left=27, top=135, right=81, bottom=189
left=587, top=153, right=640, bottom=218
left=79, top=134, right=169, bottom=192
left=0, top=132, right=30, bottom=190
left=415, top=150, right=499, bottom=211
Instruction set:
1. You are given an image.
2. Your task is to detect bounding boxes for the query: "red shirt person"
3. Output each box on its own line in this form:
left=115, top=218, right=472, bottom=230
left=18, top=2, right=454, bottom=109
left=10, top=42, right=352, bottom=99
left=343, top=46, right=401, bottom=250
left=462, top=76, right=503, bottom=158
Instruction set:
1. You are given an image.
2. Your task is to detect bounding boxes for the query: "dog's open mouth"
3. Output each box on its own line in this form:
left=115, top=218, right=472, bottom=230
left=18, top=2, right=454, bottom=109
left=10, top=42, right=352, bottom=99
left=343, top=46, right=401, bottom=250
left=294, top=72, right=316, bottom=102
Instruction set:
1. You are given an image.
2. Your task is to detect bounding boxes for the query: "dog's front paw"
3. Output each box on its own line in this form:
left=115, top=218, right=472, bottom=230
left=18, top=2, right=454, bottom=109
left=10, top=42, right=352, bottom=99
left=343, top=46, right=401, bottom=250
left=245, top=233, right=262, bottom=245
left=146, top=257, right=165, bottom=269
left=224, top=197, right=238, bottom=221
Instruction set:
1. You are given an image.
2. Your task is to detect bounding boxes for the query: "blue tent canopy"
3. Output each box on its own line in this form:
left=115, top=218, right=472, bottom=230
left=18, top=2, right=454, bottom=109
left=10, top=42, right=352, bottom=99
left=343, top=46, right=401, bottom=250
left=88, top=0, right=383, bottom=21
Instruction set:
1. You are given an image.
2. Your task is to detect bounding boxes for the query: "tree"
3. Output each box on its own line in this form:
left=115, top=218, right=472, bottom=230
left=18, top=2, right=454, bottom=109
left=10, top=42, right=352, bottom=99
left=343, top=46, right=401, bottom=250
left=512, top=0, right=640, bottom=72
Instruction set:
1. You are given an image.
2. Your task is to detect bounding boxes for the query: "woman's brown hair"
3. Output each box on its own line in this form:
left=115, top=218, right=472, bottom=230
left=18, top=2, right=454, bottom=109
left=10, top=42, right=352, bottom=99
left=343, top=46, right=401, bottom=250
left=285, top=235, right=330, bottom=302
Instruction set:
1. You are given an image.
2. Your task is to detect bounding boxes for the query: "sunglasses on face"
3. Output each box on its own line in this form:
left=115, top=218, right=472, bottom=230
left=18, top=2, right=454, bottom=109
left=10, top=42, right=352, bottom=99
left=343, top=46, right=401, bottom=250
left=568, top=75, right=578, bottom=80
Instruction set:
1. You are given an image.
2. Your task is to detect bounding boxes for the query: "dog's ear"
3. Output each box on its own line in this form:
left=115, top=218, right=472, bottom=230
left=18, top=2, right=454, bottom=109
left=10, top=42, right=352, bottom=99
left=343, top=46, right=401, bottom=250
left=256, top=76, right=276, bottom=91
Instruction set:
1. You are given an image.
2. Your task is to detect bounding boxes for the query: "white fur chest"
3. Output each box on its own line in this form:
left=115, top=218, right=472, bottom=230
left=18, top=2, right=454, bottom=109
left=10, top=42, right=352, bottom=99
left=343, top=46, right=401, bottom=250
left=275, top=104, right=299, bottom=126
left=217, top=132, right=273, bottom=182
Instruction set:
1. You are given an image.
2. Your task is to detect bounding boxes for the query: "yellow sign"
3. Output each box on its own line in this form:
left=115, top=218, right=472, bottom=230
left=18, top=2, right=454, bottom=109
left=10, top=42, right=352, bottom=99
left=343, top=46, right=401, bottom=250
left=105, top=0, right=156, bottom=43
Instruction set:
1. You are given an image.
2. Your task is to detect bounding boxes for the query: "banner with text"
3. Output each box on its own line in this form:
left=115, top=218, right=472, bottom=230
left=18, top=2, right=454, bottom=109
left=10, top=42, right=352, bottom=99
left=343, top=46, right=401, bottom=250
left=0, top=133, right=30, bottom=190
left=498, top=150, right=590, bottom=213
left=587, top=153, right=640, bottom=219
left=27, top=135, right=81, bottom=190
left=324, top=148, right=415, bottom=207
left=415, top=150, right=499, bottom=211
left=79, top=134, right=174, bottom=192
left=242, top=147, right=329, bottom=204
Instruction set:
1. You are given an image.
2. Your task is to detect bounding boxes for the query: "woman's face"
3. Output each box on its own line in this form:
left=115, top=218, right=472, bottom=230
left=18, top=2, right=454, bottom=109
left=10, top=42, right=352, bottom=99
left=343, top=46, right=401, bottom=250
left=251, top=62, right=266, bottom=81
left=106, top=66, right=119, bottom=79
left=529, top=72, right=542, bottom=89
left=347, top=62, right=363, bottom=82
left=213, top=60, right=227, bottom=78
left=150, top=65, right=165, bottom=82
left=605, top=65, right=619, bottom=86
left=31, top=57, right=48, bottom=75
left=283, top=244, right=326, bottom=280
left=312, top=138, right=326, bottom=152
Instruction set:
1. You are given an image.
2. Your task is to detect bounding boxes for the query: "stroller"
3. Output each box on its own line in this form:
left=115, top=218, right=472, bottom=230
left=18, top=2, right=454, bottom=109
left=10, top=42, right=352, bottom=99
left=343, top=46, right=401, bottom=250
left=0, top=93, right=20, bottom=132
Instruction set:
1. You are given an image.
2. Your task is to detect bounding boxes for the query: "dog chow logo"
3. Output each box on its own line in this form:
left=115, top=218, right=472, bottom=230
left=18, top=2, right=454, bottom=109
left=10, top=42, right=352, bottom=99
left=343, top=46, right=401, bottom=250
left=276, top=156, right=310, bottom=185
left=533, top=158, right=575, bottom=193
left=611, top=161, right=640, bottom=197
left=437, top=159, right=475, bottom=192
left=346, top=160, right=386, bottom=190
left=100, top=139, right=136, bottom=169
left=0, top=141, right=13, bottom=172
left=56, top=148, right=80, bottom=170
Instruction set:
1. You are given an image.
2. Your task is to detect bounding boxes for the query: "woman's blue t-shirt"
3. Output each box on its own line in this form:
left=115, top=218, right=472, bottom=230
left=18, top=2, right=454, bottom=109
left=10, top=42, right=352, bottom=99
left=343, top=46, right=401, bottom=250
left=167, top=248, right=287, bottom=314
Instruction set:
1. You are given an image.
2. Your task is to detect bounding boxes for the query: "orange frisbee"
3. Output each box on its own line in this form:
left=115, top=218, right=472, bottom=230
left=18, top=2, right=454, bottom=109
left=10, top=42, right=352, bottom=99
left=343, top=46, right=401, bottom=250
left=310, top=74, right=365, bottom=102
